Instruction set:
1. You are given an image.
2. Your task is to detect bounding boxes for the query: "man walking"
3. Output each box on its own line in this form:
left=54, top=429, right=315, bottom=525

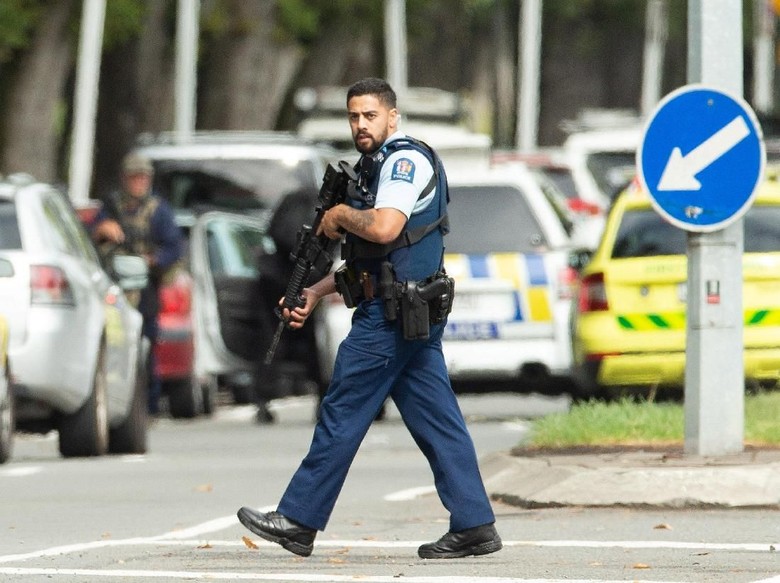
left=237, top=78, right=501, bottom=560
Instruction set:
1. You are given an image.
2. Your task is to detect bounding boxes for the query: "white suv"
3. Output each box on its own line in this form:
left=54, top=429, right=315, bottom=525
left=130, top=131, right=338, bottom=230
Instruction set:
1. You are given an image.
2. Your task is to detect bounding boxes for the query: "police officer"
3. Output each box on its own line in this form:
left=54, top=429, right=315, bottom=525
left=92, top=152, right=184, bottom=415
left=237, top=78, right=501, bottom=559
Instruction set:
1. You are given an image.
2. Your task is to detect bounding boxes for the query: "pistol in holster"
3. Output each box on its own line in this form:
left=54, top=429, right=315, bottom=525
left=398, top=270, right=456, bottom=341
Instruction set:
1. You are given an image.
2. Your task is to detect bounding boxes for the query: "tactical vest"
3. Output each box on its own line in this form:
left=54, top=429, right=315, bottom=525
left=342, top=137, right=449, bottom=282
left=113, top=193, right=160, bottom=257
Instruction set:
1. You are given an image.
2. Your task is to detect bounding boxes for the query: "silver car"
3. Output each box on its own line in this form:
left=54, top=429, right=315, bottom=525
left=0, top=174, right=150, bottom=457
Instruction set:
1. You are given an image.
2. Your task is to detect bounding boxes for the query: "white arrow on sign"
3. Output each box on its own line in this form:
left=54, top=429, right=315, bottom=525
left=657, top=115, right=750, bottom=191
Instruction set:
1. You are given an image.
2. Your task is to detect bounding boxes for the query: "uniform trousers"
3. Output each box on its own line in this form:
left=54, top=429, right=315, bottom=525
left=277, top=299, right=496, bottom=532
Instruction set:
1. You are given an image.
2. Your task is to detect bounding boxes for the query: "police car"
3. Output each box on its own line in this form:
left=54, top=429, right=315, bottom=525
left=571, top=177, right=780, bottom=400
left=315, top=162, right=579, bottom=395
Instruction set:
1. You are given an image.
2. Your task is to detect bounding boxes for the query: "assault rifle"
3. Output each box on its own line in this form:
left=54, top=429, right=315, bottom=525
left=264, top=160, right=358, bottom=364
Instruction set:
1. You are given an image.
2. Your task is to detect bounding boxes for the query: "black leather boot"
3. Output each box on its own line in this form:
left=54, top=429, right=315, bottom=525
left=418, top=523, right=502, bottom=559
left=237, top=507, right=316, bottom=557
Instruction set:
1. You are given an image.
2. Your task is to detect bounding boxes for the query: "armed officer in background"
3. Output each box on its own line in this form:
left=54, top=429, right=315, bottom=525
left=91, top=153, right=184, bottom=415
left=237, top=78, right=501, bottom=559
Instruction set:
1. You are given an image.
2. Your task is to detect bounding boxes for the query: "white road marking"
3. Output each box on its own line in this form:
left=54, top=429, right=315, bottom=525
left=0, top=513, right=777, bottom=582
left=0, top=569, right=682, bottom=582
left=0, top=466, right=42, bottom=477
left=384, top=485, right=436, bottom=501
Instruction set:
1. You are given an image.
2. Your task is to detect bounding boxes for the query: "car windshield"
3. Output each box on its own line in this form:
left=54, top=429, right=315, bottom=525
left=446, top=185, right=548, bottom=253
left=586, top=151, right=637, bottom=200
left=152, top=158, right=319, bottom=213
left=612, top=205, right=780, bottom=258
left=0, top=201, right=21, bottom=250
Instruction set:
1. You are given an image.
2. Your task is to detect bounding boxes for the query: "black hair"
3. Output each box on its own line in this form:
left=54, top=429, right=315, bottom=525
left=346, top=78, right=397, bottom=109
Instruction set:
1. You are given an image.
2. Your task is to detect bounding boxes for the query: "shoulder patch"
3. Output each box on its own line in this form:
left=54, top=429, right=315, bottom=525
left=390, top=157, right=416, bottom=183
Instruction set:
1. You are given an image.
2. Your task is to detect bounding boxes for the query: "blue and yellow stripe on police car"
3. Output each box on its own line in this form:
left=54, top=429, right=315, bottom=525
left=617, top=310, right=780, bottom=330
left=443, top=252, right=552, bottom=322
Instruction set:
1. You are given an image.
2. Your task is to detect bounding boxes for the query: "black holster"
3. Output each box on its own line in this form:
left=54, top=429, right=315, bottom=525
left=334, top=264, right=361, bottom=308
left=398, top=270, right=456, bottom=340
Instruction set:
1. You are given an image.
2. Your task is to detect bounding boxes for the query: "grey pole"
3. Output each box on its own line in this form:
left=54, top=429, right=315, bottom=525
left=516, top=0, right=542, bottom=151
left=175, top=0, right=200, bottom=143
left=641, top=0, right=667, bottom=117
left=753, top=0, right=776, bottom=115
left=384, top=0, right=408, bottom=95
left=685, top=0, right=745, bottom=456
left=68, top=0, right=106, bottom=204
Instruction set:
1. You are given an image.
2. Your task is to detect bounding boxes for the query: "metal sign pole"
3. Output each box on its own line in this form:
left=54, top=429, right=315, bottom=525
left=68, top=0, right=106, bottom=204
left=175, top=0, right=200, bottom=144
left=685, top=0, right=744, bottom=456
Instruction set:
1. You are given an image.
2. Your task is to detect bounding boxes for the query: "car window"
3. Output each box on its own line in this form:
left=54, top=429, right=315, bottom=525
left=0, top=201, right=21, bottom=249
left=41, top=195, right=78, bottom=255
left=206, top=218, right=273, bottom=278
left=530, top=170, right=574, bottom=236
left=744, top=206, right=780, bottom=253
left=539, top=166, right=578, bottom=200
left=153, top=158, right=320, bottom=213
left=446, top=185, right=548, bottom=253
left=612, top=205, right=780, bottom=258
left=42, top=193, right=101, bottom=264
left=586, top=151, right=636, bottom=200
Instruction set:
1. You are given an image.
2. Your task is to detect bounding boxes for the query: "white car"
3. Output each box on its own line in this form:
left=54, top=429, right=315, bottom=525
left=0, top=174, right=150, bottom=457
left=187, top=211, right=277, bottom=397
left=562, top=125, right=642, bottom=248
left=131, top=131, right=338, bottom=230
left=126, top=131, right=338, bottom=405
left=315, top=162, right=578, bottom=395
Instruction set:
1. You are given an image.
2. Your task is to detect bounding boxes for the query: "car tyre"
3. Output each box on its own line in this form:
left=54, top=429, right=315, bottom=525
left=167, top=375, right=203, bottom=419
left=110, top=343, right=149, bottom=454
left=60, top=347, right=109, bottom=457
left=0, top=362, right=15, bottom=464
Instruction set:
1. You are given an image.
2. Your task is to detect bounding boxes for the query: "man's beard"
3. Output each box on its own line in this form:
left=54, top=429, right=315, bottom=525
left=354, top=130, right=386, bottom=154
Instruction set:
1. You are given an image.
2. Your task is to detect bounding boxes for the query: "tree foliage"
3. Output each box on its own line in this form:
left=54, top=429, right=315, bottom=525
left=0, top=0, right=43, bottom=62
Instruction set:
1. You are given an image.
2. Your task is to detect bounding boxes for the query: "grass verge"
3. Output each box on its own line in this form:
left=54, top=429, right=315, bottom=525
left=524, top=390, right=780, bottom=450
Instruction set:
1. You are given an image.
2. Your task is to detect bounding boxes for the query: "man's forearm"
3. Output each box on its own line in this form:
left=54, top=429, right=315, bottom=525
left=310, top=272, right=337, bottom=298
left=333, top=205, right=377, bottom=239
left=328, top=204, right=406, bottom=244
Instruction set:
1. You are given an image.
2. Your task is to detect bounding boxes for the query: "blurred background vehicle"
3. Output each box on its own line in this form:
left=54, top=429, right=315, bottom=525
left=315, top=162, right=579, bottom=397
left=556, top=112, right=643, bottom=248
left=491, top=149, right=598, bottom=249
left=0, top=310, right=13, bottom=463
left=0, top=174, right=150, bottom=457
left=112, top=131, right=339, bottom=409
left=570, top=176, right=780, bottom=401
left=189, top=211, right=274, bottom=404
left=129, top=131, right=338, bottom=231
left=296, top=86, right=492, bottom=172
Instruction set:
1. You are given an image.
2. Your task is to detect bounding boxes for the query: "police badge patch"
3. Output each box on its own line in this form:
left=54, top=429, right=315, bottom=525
left=391, top=158, right=416, bottom=183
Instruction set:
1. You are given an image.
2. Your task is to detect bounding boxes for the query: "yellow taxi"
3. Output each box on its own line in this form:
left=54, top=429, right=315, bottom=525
left=570, top=176, right=780, bottom=400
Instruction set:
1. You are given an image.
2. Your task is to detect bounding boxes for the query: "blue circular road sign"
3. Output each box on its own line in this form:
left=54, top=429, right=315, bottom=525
left=637, top=84, right=765, bottom=232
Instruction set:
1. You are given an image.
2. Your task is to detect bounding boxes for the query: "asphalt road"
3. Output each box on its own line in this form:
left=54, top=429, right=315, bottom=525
left=1, top=392, right=780, bottom=582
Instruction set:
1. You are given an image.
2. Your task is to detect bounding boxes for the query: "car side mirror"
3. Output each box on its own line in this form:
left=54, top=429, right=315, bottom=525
left=112, top=255, right=149, bottom=291
left=568, top=248, right=593, bottom=273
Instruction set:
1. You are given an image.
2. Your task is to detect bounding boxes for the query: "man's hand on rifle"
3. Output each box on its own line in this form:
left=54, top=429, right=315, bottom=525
left=279, top=274, right=339, bottom=329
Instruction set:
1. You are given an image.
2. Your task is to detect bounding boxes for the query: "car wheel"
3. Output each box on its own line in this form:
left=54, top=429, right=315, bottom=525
left=59, top=347, right=109, bottom=457
left=167, top=375, right=203, bottom=419
left=0, top=362, right=15, bottom=464
left=109, top=345, right=149, bottom=454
